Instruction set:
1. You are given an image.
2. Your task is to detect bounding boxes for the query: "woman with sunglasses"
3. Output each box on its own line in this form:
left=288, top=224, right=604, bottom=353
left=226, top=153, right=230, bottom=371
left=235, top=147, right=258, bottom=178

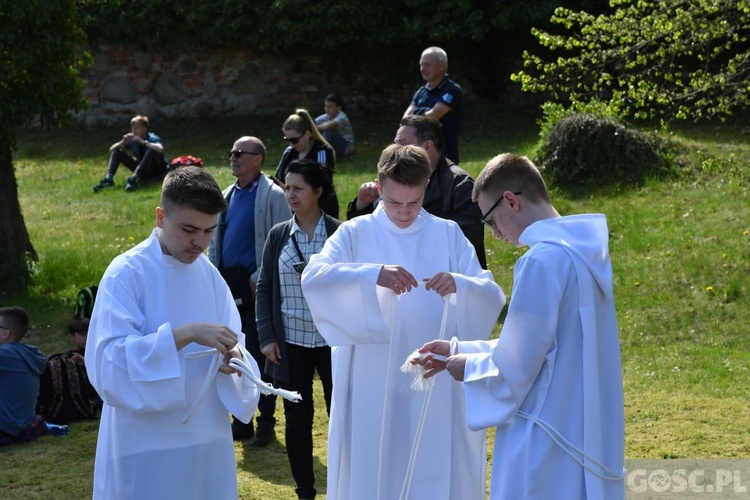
left=274, top=109, right=339, bottom=218
left=256, top=159, right=340, bottom=500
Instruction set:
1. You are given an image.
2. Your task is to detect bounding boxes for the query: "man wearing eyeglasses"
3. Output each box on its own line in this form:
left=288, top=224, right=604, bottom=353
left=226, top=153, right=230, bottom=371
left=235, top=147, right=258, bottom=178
left=208, top=136, right=291, bottom=445
left=346, top=115, right=485, bottom=268
left=416, top=153, right=625, bottom=499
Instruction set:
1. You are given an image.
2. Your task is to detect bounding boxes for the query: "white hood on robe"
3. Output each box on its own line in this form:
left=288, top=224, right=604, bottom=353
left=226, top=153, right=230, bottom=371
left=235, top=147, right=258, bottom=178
left=520, top=213, right=613, bottom=298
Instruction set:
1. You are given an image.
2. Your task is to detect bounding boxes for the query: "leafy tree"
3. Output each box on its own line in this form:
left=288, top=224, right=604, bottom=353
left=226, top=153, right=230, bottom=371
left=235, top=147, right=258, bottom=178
left=75, top=0, right=610, bottom=94
left=513, top=0, right=750, bottom=121
left=0, top=1, right=89, bottom=292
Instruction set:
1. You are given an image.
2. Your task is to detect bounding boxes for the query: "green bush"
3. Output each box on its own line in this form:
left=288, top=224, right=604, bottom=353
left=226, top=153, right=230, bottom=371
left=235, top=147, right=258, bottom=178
left=536, top=112, right=676, bottom=191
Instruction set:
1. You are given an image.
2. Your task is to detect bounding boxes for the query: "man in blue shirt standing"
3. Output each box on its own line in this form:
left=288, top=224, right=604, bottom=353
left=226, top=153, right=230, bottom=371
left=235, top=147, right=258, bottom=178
left=208, top=136, right=291, bottom=446
left=403, top=47, right=463, bottom=164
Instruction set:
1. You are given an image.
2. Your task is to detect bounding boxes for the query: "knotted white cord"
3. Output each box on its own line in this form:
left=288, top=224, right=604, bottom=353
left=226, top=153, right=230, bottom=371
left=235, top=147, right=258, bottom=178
left=517, top=411, right=625, bottom=481
left=398, top=295, right=451, bottom=500
left=182, top=343, right=302, bottom=424
left=229, top=343, right=303, bottom=402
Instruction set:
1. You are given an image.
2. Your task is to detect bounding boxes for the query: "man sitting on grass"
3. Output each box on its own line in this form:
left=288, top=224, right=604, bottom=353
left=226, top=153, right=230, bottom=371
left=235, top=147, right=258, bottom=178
left=92, top=115, right=168, bottom=193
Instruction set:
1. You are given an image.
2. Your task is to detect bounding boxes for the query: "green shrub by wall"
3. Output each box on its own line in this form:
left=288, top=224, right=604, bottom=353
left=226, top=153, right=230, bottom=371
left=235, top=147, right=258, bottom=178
left=537, top=113, right=676, bottom=191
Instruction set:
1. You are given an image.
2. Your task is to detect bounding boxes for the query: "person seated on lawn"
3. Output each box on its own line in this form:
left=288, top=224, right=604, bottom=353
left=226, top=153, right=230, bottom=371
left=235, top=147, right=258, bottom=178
left=0, top=306, right=48, bottom=446
left=314, top=93, right=355, bottom=159
left=93, top=115, right=168, bottom=193
left=37, top=318, right=103, bottom=423
left=274, top=109, right=339, bottom=218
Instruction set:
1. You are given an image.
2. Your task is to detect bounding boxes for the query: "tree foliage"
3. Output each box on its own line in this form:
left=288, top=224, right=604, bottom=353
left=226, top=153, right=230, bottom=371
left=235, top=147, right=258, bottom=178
left=513, top=0, right=750, bottom=122
left=0, top=0, right=89, bottom=292
left=537, top=112, right=677, bottom=192
left=74, top=0, right=611, bottom=96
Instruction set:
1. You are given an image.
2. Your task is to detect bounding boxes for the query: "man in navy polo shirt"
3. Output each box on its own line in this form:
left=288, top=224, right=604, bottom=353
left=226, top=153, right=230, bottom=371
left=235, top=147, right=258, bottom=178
left=403, top=47, right=463, bottom=164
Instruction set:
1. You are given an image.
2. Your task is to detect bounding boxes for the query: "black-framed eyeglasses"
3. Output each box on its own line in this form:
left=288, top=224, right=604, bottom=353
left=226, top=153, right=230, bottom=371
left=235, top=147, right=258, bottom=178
left=284, top=135, right=302, bottom=145
left=481, top=191, right=522, bottom=229
left=227, top=150, right=260, bottom=159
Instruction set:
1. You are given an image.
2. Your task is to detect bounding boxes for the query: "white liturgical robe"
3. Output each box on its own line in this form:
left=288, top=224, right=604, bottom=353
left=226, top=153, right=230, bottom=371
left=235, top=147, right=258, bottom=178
left=86, top=229, right=260, bottom=500
left=460, top=214, right=625, bottom=500
left=301, top=205, right=506, bottom=500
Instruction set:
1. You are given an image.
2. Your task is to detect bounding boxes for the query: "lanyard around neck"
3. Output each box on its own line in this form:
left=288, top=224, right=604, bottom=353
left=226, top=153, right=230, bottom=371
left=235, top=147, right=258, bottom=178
left=290, top=232, right=306, bottom=263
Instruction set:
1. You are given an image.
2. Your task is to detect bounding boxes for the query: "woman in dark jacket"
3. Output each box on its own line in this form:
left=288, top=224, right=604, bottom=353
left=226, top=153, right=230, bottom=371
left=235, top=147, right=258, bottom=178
left=256, top=159, right=340, bottom=500
left=274, top=108, right=339, bottom=218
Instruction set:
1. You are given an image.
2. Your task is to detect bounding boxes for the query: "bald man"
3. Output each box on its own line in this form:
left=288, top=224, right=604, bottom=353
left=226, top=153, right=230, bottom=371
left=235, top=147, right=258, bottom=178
left=403, top=46, right=463, bottom=163
left=208, top=136, right=291, bottom=445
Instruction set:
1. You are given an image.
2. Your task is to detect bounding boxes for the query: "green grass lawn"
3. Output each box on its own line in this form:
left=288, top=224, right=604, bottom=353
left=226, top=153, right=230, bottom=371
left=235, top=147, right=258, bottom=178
left=2, top=103, right=748, bottom=498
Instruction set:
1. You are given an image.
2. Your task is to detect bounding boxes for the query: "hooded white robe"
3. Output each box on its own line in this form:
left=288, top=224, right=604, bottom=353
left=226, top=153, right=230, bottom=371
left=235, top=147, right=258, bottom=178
left=86, top=229, right=261, bottom=500
left=301, top=205, right=505, bottom=500
left=460, top=214, right=625, bottom=500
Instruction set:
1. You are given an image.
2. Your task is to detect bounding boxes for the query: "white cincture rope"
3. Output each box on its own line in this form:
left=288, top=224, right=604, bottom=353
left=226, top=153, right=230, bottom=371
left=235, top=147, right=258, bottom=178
left=517, top=411, right=625, bottom=481
left=398, top=296, right=452, bottom=500
left=182, top=348, right=223, bottom=424
left=230, top=342, right=303, bottom=402
left=376, top=293, right=402, bottom=500
left=182, top=344, right=302, bottom=424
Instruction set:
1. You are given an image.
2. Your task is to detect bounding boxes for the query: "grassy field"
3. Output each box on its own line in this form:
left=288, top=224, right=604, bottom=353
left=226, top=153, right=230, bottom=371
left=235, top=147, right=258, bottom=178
left=1, top=103, right=748, bottom=498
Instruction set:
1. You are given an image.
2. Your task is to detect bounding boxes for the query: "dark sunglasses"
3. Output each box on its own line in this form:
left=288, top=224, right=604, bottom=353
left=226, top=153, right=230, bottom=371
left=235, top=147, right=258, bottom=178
left=284, top=135, right=303, bottom=145
left=227, top=150, right=260, bottom=159
left=481, top=191, right=522, bottom=229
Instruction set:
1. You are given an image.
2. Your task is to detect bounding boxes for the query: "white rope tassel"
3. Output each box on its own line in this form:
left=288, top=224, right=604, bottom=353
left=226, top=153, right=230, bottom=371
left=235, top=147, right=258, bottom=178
left=230, top=343, right=303, bottom=402
left=399, top=303, right=454, bottom=391
left=182, top=344, right=302, bottom=424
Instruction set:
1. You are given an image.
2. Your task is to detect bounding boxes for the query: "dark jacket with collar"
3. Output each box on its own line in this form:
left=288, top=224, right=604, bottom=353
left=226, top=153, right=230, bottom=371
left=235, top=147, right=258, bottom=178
left=255, top=213, right=340, bottom=382
left=346, top=155, right=486, bottom=268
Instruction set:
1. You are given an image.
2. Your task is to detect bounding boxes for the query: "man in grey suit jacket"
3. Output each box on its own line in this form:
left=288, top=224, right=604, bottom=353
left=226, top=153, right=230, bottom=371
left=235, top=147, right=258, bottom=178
left=208, top=136, right=291, bottom=445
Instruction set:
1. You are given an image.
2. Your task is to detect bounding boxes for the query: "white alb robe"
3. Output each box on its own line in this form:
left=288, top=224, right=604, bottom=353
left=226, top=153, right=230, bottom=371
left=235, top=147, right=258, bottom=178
left=460, top=214, right=625, bottom=500
left=86, top=229, right=260, bottom=500
left=301, top=206, right=506, bottom=500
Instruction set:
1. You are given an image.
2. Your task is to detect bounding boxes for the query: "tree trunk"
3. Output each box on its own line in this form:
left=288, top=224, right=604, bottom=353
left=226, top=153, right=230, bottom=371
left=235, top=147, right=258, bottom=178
left=0, top=127, right=38, bottom=293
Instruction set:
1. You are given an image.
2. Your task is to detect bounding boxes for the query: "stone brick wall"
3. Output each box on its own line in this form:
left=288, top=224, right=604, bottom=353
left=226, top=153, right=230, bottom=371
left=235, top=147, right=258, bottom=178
left=78, top=45, right=380, bottom=127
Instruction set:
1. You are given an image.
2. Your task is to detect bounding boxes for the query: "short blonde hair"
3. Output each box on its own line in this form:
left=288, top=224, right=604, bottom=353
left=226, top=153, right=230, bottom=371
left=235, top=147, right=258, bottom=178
left=473, top=153, right=550, bottom=204
left=130, top=115, right=149, bottom=128
left=377, top=144, right=431, bottom=187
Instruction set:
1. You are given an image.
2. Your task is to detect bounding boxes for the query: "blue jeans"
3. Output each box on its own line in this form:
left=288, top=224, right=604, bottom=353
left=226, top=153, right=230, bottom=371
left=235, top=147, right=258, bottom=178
left=321, top=129, right=351, bottom=159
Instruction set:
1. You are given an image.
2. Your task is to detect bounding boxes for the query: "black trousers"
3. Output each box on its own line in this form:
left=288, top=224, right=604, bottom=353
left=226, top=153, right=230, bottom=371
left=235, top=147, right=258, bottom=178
left=239, top=306, right=277, bottom=426
left=107, top=148, right=165, bottom=181
left=282, top=342, right=332, bottom=499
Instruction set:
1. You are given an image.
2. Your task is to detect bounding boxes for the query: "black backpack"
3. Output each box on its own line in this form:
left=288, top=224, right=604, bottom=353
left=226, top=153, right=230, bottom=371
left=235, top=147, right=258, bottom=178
left=73, top=285, right=98, bottom=319
left=37, top=352, right=102, bottom=423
